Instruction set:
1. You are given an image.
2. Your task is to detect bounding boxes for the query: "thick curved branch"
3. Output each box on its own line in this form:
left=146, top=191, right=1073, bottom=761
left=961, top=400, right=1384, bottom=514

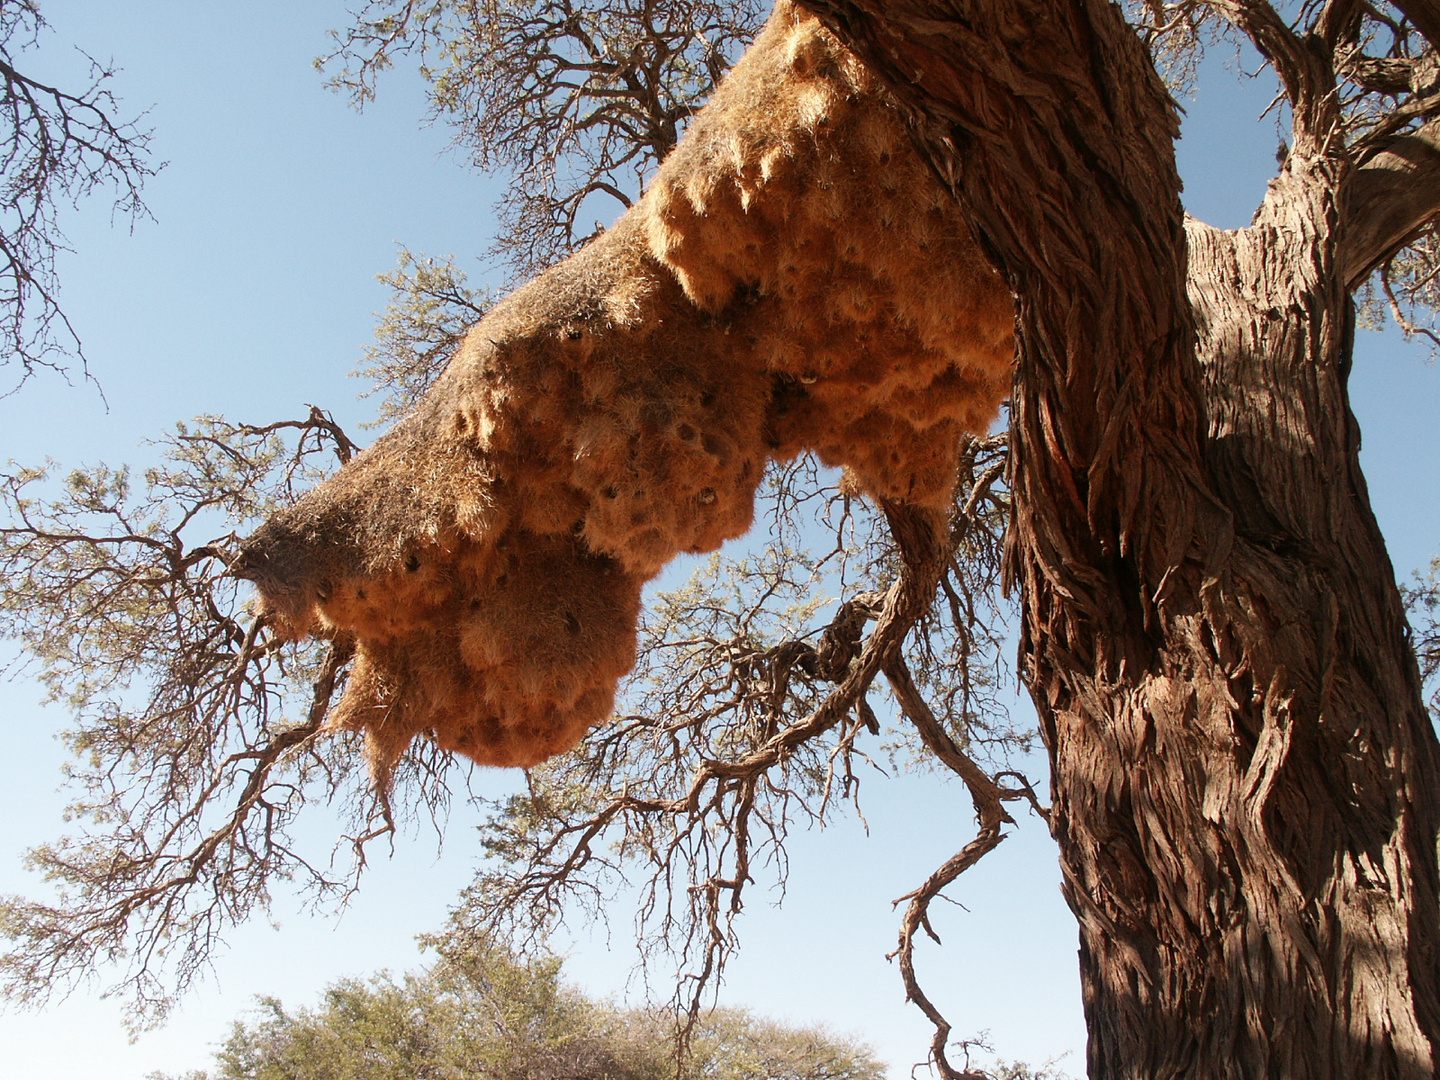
left=1204, top=0, right=1312, bottom=106
left=1342, top=119, right=1440, bottom=287
left=1391, top=0, right=1440, bottom=49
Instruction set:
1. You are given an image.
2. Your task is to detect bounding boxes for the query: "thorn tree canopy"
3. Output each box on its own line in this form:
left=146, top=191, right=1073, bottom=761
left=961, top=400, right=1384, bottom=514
left=2, top=1, right=1440, bottom=1079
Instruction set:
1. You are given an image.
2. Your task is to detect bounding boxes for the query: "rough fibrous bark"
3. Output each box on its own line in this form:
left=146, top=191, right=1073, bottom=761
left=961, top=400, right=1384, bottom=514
left=1342, top=120, right=1440, bottom=286
left=800, top=1, right=1440, bottom=1077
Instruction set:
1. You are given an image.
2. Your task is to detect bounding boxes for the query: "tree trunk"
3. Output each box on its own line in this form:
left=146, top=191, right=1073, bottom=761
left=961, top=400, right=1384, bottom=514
left=800, top=1, right=1440, bottom=1076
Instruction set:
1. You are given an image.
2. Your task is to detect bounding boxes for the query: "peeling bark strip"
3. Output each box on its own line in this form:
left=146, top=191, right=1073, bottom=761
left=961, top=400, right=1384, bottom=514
left=235, top=3, right=1013, bottom=778
left=799, top=0, right=1440, bottom=1077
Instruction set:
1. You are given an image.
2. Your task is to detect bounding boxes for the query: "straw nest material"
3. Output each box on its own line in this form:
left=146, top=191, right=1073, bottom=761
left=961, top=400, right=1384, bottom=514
left=235, top=1, right=1014, bottom=780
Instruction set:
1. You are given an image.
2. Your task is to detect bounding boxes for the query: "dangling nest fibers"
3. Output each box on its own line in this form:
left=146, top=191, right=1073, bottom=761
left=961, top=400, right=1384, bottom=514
left=235, top=1, right=1015, bottom=779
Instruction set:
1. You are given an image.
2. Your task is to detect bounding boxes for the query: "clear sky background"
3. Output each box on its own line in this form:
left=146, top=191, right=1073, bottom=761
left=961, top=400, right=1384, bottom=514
left=0, top=3, right=1437, bottom=1079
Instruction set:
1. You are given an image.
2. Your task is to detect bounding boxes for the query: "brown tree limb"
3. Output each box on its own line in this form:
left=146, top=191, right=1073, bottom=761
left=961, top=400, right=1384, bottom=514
left=1389, top=0, right=1440, bottom=49
left=884, top=650, right=1013, bottom=1080
left=1204, top=0, right=1314, bottom=108
left=1342, top=119, right=1440, bottom=286
left=1381, top=256, right=1440, bottom=346
left=801, top=2, right=1440, bottom=1076
left=451, top=462, right=1030, bottom=1048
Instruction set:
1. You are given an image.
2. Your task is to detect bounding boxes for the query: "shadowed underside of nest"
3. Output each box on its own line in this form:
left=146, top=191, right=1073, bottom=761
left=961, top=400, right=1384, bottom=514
left=235, top=0, right=1015, bottom=778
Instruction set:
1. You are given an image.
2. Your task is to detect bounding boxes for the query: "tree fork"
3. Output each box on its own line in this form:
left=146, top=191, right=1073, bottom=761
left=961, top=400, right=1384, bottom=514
left=800, top=1, right=1440, bottom=1076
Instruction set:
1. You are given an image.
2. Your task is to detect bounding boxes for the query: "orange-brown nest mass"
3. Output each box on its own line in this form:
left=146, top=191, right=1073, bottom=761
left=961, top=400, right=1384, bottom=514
left=235, top=1, right=1015, bottom=780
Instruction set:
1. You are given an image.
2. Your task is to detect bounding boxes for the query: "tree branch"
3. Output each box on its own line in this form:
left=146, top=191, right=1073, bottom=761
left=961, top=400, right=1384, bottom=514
left=1341, top=119, right=1440, bottom=287
left=1389, top=0, right=1440, bottom=50
left=884, top=651, right=1012, bottom=1080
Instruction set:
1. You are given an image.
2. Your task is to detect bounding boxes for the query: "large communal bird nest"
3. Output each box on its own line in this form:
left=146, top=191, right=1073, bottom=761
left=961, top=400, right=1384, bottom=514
left=236, top=1, right=1015, bottom=779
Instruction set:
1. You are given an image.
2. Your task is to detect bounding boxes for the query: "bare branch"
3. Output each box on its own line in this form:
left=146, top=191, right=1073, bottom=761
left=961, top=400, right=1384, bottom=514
left=320, top=0, right=764, bottom=279
left=0, top=2, right=156, bottom=379
left=441, top=441, right=1033, bottom=1061
left=1201, top=0, right=1314, bottom=108
left=1389, top=0, right=1440, bottom=48
left=0, top=414, right=466, bottom=1025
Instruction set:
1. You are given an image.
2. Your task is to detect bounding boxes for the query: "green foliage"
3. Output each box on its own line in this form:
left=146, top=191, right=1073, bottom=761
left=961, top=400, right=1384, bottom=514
left=23, top=1, right=1440, bottom=1072
left=0, top=412, right=398, bottom=1025
left=165, top=936, right=884, bottom=1080
left=983, top=1061, right=1076, bottom=1080
left=355, top=248, right=492, bottom=424
left=1368, top=223, right=1440, bottom=357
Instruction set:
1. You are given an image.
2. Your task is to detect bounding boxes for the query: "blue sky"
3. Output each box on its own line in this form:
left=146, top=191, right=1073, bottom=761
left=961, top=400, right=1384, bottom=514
left=0, top=3, right=1437, bottom=1079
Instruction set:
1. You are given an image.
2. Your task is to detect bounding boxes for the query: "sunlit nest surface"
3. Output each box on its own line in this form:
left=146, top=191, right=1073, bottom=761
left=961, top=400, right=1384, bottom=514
left=236, top=1, right=1015, bottom=778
